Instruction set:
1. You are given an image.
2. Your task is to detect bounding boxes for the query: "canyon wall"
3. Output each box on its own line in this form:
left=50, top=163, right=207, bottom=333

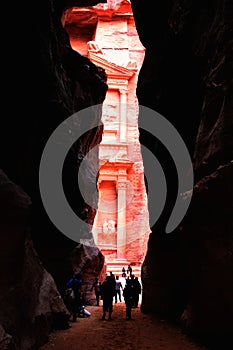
left=0, top=0, right=107, bottom=349
left=131, top=0, right=233, bottom=347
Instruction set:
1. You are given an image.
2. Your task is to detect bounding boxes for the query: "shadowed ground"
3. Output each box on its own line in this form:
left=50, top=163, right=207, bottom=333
left=39, top=299, right=207, bottom=350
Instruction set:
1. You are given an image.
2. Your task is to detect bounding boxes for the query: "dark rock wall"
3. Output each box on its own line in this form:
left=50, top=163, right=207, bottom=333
left=180, top=162, right=233, bottom=344
left=0, top=170, right=70, bottom=350
left=1, top=0, right=107, bottom=349
left=131, top=0, right=233, bottom=346
left=69, top=243, right=105, bottom=305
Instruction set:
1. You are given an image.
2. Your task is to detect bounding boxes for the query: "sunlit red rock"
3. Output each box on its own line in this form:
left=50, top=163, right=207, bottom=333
left=64, top=1, right=150, bottom=274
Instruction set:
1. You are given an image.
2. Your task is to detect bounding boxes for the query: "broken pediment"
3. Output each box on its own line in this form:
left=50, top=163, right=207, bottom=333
left=88, top=50, right=136, bottom=80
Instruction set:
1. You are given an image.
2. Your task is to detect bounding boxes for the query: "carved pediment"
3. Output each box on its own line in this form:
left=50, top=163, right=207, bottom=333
left=88, top=51, right=135, bottom=80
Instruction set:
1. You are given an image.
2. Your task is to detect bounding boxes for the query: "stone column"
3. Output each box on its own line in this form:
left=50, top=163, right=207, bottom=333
left=116, top=181, right=127, bottom=258
left=119, top=89, right=127, bottom=142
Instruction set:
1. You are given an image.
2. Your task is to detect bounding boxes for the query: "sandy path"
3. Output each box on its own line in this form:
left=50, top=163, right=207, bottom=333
left=39, top=301, right=207, bottom=350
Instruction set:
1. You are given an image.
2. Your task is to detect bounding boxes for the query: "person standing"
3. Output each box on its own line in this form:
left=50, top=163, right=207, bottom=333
left=114, top=276, right=123, bottom=303
left=109, top=271, right=116, bottom=293
left=91, top=277, right=102, bottom=306
left=66, top=273, right=82, bottom=322
left=122, top=267, right=126, bottom=277
left=123, top=278, right=134, bottom=320
left=133, top=276, right=141, bottom=307
left=100, top=275, right=115, bottom=320
left=127, top=264, right=132, bottom=276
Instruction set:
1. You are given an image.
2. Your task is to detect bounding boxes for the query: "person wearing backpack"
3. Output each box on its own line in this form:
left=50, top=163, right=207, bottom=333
left=66, top=273, right=82, bottom=322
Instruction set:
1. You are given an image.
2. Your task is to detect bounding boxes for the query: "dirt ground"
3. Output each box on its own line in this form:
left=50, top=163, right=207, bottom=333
left=39, top=301, right=208, bottom=350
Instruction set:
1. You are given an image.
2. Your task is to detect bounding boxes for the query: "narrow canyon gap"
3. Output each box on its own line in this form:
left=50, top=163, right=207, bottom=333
left=63, top=1, right=151, bottom=277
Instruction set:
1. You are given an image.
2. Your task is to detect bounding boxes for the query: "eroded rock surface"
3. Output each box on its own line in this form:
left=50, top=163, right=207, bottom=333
left=131, top=0, right=233, bottom=346
left=1, top=1, right=108, bottom=348
left=0, top=170, right=70, bottom=350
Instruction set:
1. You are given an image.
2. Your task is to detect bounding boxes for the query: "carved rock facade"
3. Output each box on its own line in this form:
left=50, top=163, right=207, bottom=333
left=65, top=1, right=150, bottom=274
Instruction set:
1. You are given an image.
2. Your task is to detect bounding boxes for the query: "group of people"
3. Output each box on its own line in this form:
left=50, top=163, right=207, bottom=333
left=65, top=269, right=142, bottom=323
left=92, top=271, right=141, bottom=320
left=121, top=264, right=132, bottom=278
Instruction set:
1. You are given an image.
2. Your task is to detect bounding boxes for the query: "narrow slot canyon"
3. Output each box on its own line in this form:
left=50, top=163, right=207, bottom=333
left=0, top=1, right=232, bottom=350
left=63, top=2, right=150, bottom=276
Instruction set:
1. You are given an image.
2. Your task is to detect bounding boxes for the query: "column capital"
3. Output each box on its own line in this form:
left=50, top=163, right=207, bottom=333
left=119, top=88, right=128, bottom=95
left=116, top=181, right=127, bottom=190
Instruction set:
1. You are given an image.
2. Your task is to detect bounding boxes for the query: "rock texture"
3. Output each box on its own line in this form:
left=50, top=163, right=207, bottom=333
left=70, top=243, right=105, bottom=304
left=1, top=0, right=108, bottom=349
left=131, top=0, right=233, bottom=347
left=180, top=162, right=233, bottom=343
left=0, top=170, right=70, bottom=350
